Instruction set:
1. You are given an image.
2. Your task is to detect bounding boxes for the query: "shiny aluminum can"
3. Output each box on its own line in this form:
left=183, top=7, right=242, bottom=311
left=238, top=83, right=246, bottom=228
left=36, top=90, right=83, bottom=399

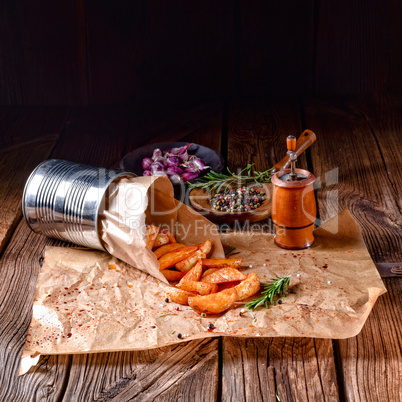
left=22, top=159, right=135, bottom=250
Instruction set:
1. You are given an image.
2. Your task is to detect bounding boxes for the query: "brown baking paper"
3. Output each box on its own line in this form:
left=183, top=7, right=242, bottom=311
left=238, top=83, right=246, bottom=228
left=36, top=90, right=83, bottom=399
left=99, top=176, right=224, bottom=284
left=20, top=209, right=386, bottom=375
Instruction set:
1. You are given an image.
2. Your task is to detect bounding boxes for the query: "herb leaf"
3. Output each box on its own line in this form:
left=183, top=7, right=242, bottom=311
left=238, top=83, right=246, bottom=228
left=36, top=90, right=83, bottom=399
left=225, top=247, right=237, bottom=256
left=245, top=275, right=291, bottom=310
left=187, top=164, right=274, bottom=194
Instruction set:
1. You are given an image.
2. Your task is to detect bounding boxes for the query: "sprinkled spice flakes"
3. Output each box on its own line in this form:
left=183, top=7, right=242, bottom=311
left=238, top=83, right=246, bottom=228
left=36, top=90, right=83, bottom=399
left=25, top=210, right=382, bottom=358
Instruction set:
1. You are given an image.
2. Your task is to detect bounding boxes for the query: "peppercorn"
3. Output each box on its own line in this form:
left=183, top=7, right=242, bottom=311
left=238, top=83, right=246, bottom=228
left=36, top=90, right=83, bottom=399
left=177, top=333, right=182, bottom=339
left=165, top=298, right=169, bottom=303
left=278, top=299, right=283, bottom=304
left=210, top=186, right=266, bottom=213
left=208, top=323, right=215, bottom=330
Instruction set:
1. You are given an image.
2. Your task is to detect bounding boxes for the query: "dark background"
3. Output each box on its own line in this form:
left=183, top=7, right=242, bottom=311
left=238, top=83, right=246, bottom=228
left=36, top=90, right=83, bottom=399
left=0, top=0, right=401, bottom=108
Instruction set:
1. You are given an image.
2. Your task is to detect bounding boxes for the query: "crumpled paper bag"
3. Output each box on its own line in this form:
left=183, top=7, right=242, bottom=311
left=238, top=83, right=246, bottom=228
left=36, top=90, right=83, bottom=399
left=99, top=176, right=224, bottom=283
left=20, top=209, right=386, bottom=375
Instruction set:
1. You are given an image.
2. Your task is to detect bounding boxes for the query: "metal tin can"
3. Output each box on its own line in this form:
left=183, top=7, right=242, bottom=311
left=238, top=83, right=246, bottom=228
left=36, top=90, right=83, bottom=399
left=22, top=159, right=135, bottom=250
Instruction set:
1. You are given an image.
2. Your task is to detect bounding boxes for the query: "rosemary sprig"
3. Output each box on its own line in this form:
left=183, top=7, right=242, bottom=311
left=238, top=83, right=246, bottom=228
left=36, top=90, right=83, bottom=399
left=187, top=163, right=274, bottom=194
left=245, top=275, right=291, bottom=310
left=225, top=247, right=237, bottom=256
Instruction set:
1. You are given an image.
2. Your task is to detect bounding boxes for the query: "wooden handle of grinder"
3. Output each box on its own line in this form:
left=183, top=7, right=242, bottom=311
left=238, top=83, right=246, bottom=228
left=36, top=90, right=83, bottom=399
left=272, top=129, right=317, bottom=172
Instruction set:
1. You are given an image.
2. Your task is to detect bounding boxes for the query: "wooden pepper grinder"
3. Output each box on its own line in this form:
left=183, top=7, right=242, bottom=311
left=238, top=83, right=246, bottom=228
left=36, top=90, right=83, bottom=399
left=271, top=135, right=316, bottom=249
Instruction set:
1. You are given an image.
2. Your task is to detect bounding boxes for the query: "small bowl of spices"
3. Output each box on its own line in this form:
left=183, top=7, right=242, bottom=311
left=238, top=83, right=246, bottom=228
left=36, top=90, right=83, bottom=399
left=189, top=183, right=271, bottom=225
left=210, top=186, right=266, bottom=213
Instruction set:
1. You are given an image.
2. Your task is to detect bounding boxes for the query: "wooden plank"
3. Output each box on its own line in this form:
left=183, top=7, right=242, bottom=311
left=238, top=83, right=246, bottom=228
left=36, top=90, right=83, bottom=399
left=124, top=103, right=223, bottom=153
left=53, top=104, right=132, bottom=167
left=223, top=100, right=338, bottom=400
left=226, top=98, right=311, bottom=233
left=336, top=278, right=402, bottom=401
left=84, top=0, right=148, bottom=104
left=223, top=338, right=339, bottom=401
left=85, top=0, right=234, bottom=106
left=2, top=105, right=133, bottom=400
left=315, top=0, right=402, bottom=94
left=0, top=222, right=66, bottom=402
left=237, top=1, right=314, bottom=97
left=227, top=99, right=309, bottom=173
left=143, top=0, right=234, bottom=107
left=0, top=1, right=87, bottom=105
left=0, top=106, right=69, bottom=255
left=304, top=95, right=402, bottom=400
left=303, top=95, right=402, bottom=263
left=60, top=340, right=218, bottom=401
left=7, top=105, right=222, bottom=400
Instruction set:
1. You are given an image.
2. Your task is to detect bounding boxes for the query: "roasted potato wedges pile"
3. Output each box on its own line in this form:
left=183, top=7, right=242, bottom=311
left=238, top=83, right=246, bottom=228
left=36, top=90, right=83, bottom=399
left=146, top=225, right=261, bottom=315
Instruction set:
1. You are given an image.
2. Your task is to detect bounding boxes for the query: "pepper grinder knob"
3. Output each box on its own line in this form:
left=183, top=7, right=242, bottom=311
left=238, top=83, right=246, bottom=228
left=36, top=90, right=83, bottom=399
left=287, top=135, right=296, bottom=152
left=286, top=135, right=298, bottom=180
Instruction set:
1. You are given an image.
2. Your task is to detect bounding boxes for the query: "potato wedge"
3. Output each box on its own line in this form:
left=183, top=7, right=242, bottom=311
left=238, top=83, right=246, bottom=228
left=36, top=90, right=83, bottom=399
left=161, top=269, right=185, bottom=282
left=159, top=229, right=176, bottom=243
left=146, top=225, right=160, bottom=249
left=201, top=258, right=242, bottom=269
left=158, top=246, right=198, bottom=270
left=165, top=287, right=196, bottom=305
left=234, top=273, right=260, bottom=300
left=218, top=281, right=241, bottom=292
left=175, top=240, right=212, bottom=272
left=175, top=250, right=205, bottom=273
left=153, top=233, right=170, bottom=248
left=177, top=281, right=218, bottom=296
left=198, top=240, right=212, bottom=254
left=153, top=243, right=186, bottom=259
left=202, top=268, right=220, bottom=278
left=201, top=267, right=246, bottom=284
left=178, top=260, right=203, bottom=286
left=188, top=288, right=238, bottom=314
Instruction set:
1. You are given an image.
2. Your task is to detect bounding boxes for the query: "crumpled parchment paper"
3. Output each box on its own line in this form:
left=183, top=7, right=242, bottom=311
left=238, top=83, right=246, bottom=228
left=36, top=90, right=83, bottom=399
left=99, top=176, right=224, bottom=283
left=20, top=209, right=386, bottom=375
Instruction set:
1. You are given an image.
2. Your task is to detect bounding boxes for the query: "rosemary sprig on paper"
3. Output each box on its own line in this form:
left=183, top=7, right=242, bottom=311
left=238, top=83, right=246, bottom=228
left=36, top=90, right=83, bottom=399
left=187, top=164, right=273, bottom=194
left=225, top=247, right=237, bottom=256
left=245, top=275, right=291, bottom=310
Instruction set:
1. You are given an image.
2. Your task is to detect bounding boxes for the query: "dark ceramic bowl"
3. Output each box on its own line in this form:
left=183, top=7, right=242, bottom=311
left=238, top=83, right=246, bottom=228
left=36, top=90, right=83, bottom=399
left=119, top=142, right=224, bottom=183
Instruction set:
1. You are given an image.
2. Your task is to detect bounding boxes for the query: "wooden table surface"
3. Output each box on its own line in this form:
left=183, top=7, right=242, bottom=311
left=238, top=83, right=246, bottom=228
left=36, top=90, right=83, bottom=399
left=0, top=95, right=400, bottom=401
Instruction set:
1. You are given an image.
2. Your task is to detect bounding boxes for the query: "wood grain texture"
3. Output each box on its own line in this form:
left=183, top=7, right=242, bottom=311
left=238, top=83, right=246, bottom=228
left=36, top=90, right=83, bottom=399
left=57, top=339, right=219, bottom=401
left=125, top=103, right=223, bottom=154
left=303, top=95, right=402, bottom=263
left=5, top=105, right=222, bottom=401
left=336, top=278, right=401, bottom=402
left=0, top=100, right=400, bottom=401
left=315, top=0, right=402, bottom=94
left=224, top=100, right=338, bottom=400
left=0, top=223, right=66, bottom=402
left=227, top=99, right=309, bottom=172
left=143, top=0, right=234, bottom=107
left=55, top=104, right=132, bottom=167
left=0, top=0, right=87, bottom=105
left=0, top=106, right=68, bottom=255
left=237, top=0, right=314, bottom=97
left=3, top=105, right=133, bottom=400
left=223, top=337, right=339, bottom=401
left=1, top=1, right=402, bottom=105
left=226, top=99, right=311, bottom=233
left=84, top=0, right=149, bottom=104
